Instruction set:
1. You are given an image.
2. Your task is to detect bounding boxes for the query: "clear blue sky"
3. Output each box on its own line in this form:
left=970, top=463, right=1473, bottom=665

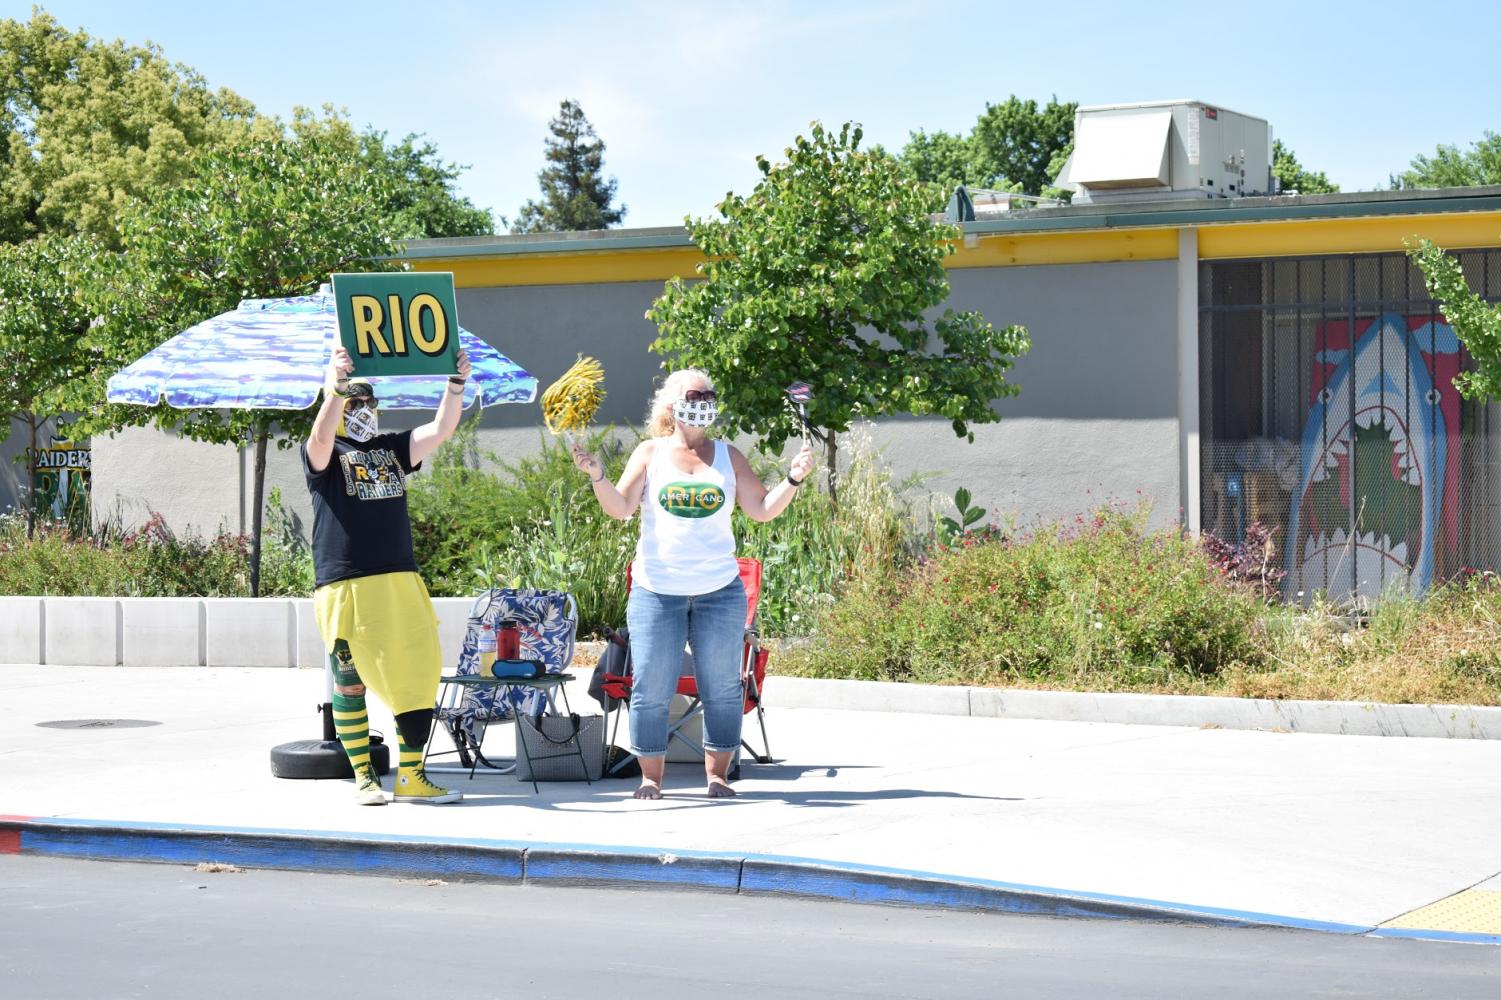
left=12, top=1, right=1501, bottom=229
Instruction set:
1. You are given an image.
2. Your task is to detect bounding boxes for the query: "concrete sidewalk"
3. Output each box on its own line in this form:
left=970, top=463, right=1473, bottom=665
left=3, top=664, right=1500, bottom=942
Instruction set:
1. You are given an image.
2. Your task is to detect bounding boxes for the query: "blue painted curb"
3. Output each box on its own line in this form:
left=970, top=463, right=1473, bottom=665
left=526, top=847, right=741, bottom=892
left=4, top=816, right=1498, bottom=944
left=1368, top=927, right=1501, bottom=945
left=6, top=818, right=523, bottom=883
left=737, top=855, right=1370, bottom=933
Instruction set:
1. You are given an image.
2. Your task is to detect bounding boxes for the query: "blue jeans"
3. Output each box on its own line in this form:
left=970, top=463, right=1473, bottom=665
left=625, top=577, right=747, bottom=758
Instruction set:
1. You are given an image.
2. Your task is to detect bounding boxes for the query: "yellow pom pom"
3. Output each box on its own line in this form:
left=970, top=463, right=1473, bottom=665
left=540, top=355, right=606, bottom=434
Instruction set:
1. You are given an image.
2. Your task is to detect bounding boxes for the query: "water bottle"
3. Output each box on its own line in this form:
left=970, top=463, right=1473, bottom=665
left=478, top=621, right=497, bottom=675
left=496, top=619, right=520, bottom=661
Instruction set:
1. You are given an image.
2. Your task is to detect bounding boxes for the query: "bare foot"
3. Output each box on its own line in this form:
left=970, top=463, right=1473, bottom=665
left=633, top=780, right=662, bottom=800
left=706, top=776, right=736, bottom=798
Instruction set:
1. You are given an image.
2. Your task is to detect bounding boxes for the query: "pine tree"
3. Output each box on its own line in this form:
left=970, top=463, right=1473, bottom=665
left=511, top=100, right=626, bottom=233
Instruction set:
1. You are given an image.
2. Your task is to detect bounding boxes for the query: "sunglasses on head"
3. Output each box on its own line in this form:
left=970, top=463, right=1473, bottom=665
left=683, top=389, right=717, bottom=403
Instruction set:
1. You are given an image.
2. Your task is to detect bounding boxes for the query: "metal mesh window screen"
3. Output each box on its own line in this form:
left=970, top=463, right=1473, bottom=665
left=1200, top=251, right=1501, bottom=604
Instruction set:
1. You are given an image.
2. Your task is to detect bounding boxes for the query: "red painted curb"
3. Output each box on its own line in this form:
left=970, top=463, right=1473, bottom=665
left=0, top=816, right=37, bottom=855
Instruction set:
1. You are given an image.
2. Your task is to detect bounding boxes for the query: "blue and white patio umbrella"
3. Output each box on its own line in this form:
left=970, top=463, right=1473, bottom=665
left=107, top=287, right=537, bottom=410
left=107, top=288, right=540, bottom=774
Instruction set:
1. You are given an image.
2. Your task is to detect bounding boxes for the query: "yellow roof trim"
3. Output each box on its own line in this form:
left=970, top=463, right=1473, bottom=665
left=410, top=247, right=705, bottom=288
left=950, top=228, right=1178, bottom=267
left=1198, top=211, right=1501, bottom=259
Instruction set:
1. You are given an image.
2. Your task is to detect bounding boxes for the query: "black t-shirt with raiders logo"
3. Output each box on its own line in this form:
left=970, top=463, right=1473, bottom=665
left=301, top=430, right=422, bottom=588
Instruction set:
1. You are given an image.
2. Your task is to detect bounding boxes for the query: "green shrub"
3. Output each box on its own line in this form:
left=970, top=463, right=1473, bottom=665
left=121, top=512, right=250, bottom=596
left=737, top=434, right=919, bottom=635
left=406, top=424, right=635, bottom=631
left=475, top=479, right=636, bottom=633
left=793, top=503, right=1264, bottom=686
left=258, top=487, right=315, bottom=596
left=0, top=511, right=252, bottom=596
left=0, top=514, right=137, bottom=595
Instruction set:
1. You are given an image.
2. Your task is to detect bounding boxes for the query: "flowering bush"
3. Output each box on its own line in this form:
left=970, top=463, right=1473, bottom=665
left=1200, top=522, right=1285, bottom=602
left=0, top=511, right=267, bottom=596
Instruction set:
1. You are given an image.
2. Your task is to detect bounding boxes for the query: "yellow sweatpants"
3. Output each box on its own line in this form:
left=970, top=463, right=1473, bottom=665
left=313, top=571, right=443, bottom=716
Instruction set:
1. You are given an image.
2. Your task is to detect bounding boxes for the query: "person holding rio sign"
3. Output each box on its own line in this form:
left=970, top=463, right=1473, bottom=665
left=302, top=343, right=471, bottom=806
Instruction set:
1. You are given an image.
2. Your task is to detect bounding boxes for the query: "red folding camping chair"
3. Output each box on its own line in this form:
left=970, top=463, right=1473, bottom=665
left=597, top=557, right=772, bottom=777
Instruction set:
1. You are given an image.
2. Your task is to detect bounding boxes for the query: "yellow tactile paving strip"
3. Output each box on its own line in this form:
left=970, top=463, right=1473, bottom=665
left=1380, top=890, right=1501, bottom=935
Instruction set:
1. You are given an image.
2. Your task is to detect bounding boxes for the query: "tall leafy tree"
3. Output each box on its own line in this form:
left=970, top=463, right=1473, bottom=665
left=290, top=107, right=493, bottom=238
left=649, top=122, right=1030, bottom=506
left=1272, top=139, right=1338, bottom=194
left=0, top=9, right=259, bottom=247
left=511, top=99, right=626, bottom=233
left=900, top=96, right=1076, bottom=198
left=66, top=135, right=401, bottom=594
left=370, top=130, right=494, bottom=237
left=1393, top=132, right=1501, bottom=189
left=1410, top=240, right=1501, bottom=401
left=900, top=127, right=994, bottom=192
left=0, top=234, right=95, bottom=535
left=971, top=96, right=1076, bottom=198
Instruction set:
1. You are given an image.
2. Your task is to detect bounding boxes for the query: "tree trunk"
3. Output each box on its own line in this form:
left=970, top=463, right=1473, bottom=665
left=249, top=429, right=268, bottom=598
left=826, top=429, right=839, bottom=511
left=24, top=415, right=38, bottom=540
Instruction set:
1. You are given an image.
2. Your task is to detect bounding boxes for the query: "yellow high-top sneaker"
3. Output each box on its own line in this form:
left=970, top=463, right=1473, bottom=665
left=393, top=763, right=462, bottom=805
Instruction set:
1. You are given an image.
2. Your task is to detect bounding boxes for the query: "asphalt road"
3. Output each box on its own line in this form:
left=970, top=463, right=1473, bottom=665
left=1, top=856, right=1497, bottom=999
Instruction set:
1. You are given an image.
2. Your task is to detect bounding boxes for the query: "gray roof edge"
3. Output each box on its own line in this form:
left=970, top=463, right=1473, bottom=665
left=400, top=226, right=694, bottom=259
left=962, top=186, right=1501, bottom=234
left=395, top=187, right=1501, bottom=260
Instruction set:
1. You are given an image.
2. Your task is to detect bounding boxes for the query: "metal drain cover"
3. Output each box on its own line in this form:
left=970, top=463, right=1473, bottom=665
left=36, top=719, right=161, bottom=730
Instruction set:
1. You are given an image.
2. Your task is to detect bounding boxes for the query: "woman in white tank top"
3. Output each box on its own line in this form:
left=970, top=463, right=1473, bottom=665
left=572, top=368, right=814, bottom=800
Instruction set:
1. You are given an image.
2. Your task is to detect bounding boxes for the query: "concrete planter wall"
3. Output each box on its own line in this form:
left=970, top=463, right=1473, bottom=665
left=44, top=597, right=120, bottom=667
left=2, top=596, right=481, bottom=669
left=120, top=598, right=202, bottom=667
left=205, top=599, right=296, bottom=668
left=0, top=597, right=44, bottom=665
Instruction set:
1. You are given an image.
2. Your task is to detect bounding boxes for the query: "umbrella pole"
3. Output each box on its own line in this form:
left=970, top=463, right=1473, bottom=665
left=249, top=428, right=267, bottom=598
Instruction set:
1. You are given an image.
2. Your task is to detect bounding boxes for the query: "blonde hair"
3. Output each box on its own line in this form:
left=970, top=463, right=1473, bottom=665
left=646, top=368, right=714, bottom=437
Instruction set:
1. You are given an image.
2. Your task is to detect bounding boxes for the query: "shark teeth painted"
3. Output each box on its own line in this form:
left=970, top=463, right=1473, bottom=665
left=1286, top=312, right=1453, bottom=603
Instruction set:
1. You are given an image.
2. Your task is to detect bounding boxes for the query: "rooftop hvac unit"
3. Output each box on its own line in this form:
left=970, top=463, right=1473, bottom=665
left=1055, top=100, right=1272, bottom=204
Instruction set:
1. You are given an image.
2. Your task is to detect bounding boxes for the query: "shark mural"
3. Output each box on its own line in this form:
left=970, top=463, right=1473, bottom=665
left=1286, top=312, right=1462, bottom=602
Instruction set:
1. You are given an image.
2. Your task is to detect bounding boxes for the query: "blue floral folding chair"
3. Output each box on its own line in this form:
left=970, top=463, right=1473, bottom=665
left=428, top=588, right=579, bottom=779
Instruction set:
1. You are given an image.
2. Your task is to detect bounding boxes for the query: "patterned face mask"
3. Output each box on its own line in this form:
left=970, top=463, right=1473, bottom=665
left=673, top=398, right=718, bottom=428
left=343, top=404, right=379, bottom=443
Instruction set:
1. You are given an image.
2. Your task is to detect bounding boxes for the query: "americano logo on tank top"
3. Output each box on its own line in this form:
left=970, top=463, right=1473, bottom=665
left=657, top=481, right=726, bottom=518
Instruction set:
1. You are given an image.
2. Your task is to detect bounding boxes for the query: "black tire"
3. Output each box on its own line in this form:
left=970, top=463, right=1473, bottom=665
left=270, top=737, right=390, bottom=779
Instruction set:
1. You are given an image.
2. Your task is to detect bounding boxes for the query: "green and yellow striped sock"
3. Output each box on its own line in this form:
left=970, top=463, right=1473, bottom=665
left=332, top=692, right=372, bottom=772
left=396, top=741, right=422, bottom=779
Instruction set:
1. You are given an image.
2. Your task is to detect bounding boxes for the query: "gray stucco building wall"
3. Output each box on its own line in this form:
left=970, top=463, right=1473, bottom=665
left=912, top=261, right=1181, bottom=528
left=2, top=415, right=78, bottom=522
left=1, top=424, right=34, bottom=516
left=89, top=260, right=1182, bottom=539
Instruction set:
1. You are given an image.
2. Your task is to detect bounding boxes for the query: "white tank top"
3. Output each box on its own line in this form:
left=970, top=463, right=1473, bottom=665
left=634, top=439, right=739, bottom=596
